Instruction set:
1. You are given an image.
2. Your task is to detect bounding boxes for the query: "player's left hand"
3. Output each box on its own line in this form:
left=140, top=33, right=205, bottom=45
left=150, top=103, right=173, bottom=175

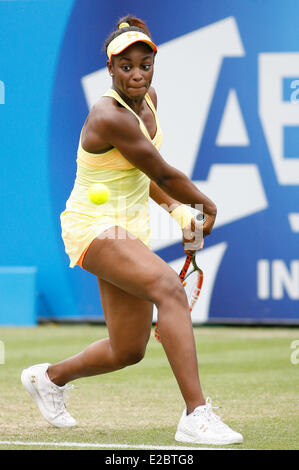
left=182, top=217, right=205, bottom=255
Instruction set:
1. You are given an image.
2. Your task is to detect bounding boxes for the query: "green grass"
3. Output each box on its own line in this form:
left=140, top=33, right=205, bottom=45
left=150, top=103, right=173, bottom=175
left=0, top=324, right=298, bottom=450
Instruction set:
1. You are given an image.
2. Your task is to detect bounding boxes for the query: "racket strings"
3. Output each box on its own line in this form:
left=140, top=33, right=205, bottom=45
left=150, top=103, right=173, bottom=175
left=184, top=271, right=200, bottom=308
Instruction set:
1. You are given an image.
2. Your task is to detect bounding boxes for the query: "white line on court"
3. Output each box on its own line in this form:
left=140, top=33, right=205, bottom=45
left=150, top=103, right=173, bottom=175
left=0, top=440, right=237, bottom=450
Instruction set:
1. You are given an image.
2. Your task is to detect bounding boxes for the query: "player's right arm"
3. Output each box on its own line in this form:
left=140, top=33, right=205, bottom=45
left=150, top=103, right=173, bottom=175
left=84, top=102, right=217, bottom=232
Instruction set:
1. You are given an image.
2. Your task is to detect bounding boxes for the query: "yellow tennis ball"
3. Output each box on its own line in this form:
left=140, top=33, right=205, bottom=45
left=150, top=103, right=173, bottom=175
left=88, top=183, right=110, bottom=205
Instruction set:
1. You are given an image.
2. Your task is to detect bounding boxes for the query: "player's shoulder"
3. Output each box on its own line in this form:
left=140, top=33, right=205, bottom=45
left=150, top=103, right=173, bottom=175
left=90, top=95, right=126, bottom=120
left=87, top=95, right=136, bottom=133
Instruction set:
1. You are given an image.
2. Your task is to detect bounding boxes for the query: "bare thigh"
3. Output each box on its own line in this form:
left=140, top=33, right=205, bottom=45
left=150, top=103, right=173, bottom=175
left=98, top=277, right=153, bottom=356
left=82, top=226, right=183, bottom=304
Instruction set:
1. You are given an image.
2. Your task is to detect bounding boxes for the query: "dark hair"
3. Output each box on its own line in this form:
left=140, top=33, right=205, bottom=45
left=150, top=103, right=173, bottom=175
left=104, top=14, right=153, bottom=55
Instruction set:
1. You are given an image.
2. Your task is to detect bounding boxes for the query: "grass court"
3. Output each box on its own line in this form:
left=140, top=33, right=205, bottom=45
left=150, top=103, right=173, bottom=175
left=0, top=324, right=298, bottom=450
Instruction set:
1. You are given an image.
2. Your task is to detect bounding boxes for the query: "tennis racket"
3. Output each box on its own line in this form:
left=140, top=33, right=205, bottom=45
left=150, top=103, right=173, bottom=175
left=154, top=251, right=204, bottom=343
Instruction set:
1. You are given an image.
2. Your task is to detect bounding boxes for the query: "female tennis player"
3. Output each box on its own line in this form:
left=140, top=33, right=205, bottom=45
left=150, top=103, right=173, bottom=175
left=21, top=15, right=243, bottom=445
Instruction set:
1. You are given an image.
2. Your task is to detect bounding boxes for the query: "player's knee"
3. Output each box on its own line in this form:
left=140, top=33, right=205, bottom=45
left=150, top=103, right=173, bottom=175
left=152, top=272, right=187, bottom=308
left=115, top=347, right=146, bottom=368
left=125, top=348, right=145, bottom=366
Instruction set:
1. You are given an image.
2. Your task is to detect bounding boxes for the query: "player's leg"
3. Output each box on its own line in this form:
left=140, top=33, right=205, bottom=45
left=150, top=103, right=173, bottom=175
left=47, top=278, right=154, bottom=384
left=23, top=226, right=205, bottom=419
left=21, top=270, right=154, bottom=428
left=56, top=226, right=205, bottom=412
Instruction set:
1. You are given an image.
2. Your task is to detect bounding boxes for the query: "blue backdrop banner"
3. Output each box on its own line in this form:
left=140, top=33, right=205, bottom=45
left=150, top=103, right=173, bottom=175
left=1, top=0, right=299, bottom=324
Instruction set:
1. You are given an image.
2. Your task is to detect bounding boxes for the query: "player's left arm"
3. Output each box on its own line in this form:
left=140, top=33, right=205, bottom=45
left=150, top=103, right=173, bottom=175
left=149, top=180, right=180, bottom=213
left=148, top=88, right=180, bottom=213
left=148, top=86, right=205, bottom=252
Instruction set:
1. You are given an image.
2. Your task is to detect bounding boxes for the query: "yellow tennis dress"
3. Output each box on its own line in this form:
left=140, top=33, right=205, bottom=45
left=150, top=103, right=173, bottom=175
left=60, top=88, right=163, bottom=268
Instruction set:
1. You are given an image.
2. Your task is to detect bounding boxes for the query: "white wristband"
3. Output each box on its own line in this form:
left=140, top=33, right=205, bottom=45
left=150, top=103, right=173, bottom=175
left=170, top=205, right=194, bottom=229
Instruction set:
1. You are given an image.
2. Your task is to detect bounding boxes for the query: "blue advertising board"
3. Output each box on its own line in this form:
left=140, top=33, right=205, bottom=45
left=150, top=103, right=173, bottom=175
left=0, top=0, right=298, bottom=324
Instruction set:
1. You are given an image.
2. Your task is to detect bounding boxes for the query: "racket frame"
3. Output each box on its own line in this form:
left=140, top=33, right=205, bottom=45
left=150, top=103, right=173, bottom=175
left=154, top=252, right=203, bottom=342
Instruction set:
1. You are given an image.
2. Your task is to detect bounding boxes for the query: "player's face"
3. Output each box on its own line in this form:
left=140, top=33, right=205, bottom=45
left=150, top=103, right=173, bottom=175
left=108, top=43, right=155, bottom=100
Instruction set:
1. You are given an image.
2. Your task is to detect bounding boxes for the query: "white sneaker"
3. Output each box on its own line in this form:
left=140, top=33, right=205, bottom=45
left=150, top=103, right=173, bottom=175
left=175, top=397, right=243, bottom=445
left=21, top=363, right=77, bottom=428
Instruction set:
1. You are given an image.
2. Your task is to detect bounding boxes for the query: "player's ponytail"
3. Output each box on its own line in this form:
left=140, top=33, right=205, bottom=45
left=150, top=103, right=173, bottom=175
left=104, top=15, right=153, bottom=55
left=116, top=15, right=152, bottom=37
